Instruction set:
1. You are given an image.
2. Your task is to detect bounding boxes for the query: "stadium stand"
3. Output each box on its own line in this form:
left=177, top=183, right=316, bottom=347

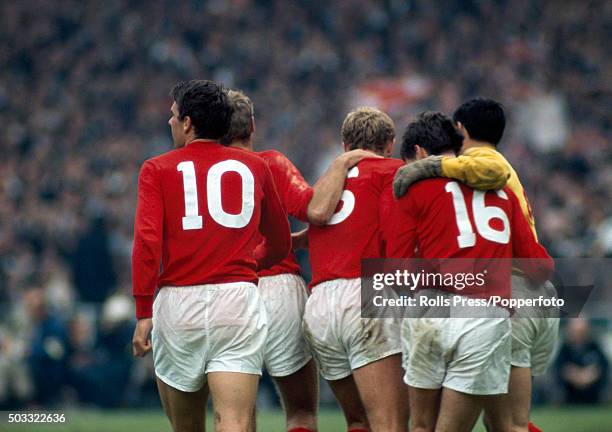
left=0, top=0, right=609, bottom=408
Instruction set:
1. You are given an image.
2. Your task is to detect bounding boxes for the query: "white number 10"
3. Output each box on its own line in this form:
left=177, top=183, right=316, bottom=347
left=177, top=161, right=203, bottom=230
left=445, top=181, right=510, bottom=248
left=177, top=160, right=255, bottom=230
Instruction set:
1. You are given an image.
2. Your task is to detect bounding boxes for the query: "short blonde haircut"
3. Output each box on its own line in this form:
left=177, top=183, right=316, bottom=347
left=341, top=107, right=395, bottom=153
left=220, top=89, right=254, bottom=145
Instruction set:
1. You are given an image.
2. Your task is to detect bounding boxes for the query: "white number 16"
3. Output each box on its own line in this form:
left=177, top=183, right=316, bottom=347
left=445, top=181, right=510, bottom=248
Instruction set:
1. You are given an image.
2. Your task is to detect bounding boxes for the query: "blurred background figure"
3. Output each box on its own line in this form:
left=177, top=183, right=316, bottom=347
left=70, top=216, right=116, bottom=304
left=67, top=294, right=134, bottom=408
left=0, top=325, right=33, bottom=409
left=556, top=318, right=610, bottom=404
left=23, top=287, right=69, bottom=407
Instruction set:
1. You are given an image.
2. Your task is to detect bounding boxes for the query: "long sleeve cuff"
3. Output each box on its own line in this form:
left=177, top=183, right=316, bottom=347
left=134, top=295, right=154, bottom=319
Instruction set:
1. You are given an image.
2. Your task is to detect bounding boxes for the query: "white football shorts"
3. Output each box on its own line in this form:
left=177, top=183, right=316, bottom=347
left=152, top=282, right=267, bottom=392
left=258, top=273, right=312, bottom=377
left=303, top=278, right=401, bottom=381
left=510, top=275, right=560, bottom=375
left=402, top=294, right=511, bottom=395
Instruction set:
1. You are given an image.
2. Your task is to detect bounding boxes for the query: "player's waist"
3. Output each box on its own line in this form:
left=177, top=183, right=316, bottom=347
left=309, top=267, right=361, bottom=290
left=308, top=252, right=367, bottom=288
left=258, top=255, right=301, bottom=277
left=158, top=274, right=259, bottom=289
left=310, top=277, right=360, bottom=292
left=160, top=280, right=258, bottom=291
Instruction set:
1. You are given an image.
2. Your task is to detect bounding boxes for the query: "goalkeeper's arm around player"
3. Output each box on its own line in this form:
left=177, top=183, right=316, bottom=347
left=394, top=145, right=511, bottom=197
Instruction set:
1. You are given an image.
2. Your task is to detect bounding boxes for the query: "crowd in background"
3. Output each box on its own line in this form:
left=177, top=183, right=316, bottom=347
left=0, top=0, right=610, bottom=409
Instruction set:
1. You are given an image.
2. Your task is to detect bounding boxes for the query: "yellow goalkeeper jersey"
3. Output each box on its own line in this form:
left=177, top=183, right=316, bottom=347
left=441, top=144, right=538, bottom=239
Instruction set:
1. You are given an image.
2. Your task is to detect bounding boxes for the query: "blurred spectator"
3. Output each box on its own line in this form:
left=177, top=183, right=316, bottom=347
left=66, top=312, right=98, bottom=404
left=71, top=216, right=116, bottom=303
left=0, top=325, right=33, bottom=409
left=67, top=294, right=134, bottom=407
left=556, top=318, right=610, bottom=404
left=23, top=287, right=69, bottom=406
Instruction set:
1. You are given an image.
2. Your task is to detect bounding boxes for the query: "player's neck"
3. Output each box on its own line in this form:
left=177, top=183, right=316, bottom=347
left=462, top=139, right=496, bottom=151
left=186, top=136, right=218, bottom=145
left=229, top=139, right=253, bottom=152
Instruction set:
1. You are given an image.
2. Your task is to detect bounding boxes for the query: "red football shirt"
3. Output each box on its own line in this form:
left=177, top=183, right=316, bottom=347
left=132, top=140, right=290, bottom=318
left=257, top=150, right=313, bottom=277
left=309, top=157, right=404, bottom=288
left=385, top=178, right=553, bottom=298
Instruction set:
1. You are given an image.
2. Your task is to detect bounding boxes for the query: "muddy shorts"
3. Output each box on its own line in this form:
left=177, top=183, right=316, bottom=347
left=303, top=278, right=401, bottom=381
left=402, top=314, right=511, bottom=395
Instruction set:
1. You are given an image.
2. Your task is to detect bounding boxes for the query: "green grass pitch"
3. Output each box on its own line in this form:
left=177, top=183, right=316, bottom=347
left=1, top=407, right=611, bottom=431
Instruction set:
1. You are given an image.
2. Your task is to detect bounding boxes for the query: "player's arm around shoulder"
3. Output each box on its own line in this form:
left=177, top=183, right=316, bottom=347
left=393, top=146, right=511, bottom=198
left=440, top=146, right=511, bottom=190
left=308, top=149, right=381, bottom=225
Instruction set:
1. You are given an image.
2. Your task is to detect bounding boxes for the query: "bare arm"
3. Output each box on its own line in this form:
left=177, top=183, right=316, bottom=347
left=308, top=149, right=381, bottom=225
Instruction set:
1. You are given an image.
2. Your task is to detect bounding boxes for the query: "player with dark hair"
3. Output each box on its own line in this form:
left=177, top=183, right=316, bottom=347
left=394, top=100, right=558, bottom=432
left=393, top=98, right=510, bottom=197
left=222, top=89, right=376, bottom=432
left=400, top=111, right=463, bottom=161
left=453, top=97, right=506, bottom=145
left=388, top=111, right=554, bottom=432
left=169, top=80, right=234, bottom=142
left=305, top=107, right=409, bottom=432
left=131, top=79, right=290, bottom=432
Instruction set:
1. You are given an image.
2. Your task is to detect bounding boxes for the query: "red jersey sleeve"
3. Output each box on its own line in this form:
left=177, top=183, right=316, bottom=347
left=132, top=161, right=164, bottom=319
left=253, top=163, right=291, bottom=269
left=385, top=192, right=419, bottom=259
left=284, top=163, right=313, bottom=222
left=508, top=189, right=554, bottom=282
left=261, top=150, right=313, bottom=222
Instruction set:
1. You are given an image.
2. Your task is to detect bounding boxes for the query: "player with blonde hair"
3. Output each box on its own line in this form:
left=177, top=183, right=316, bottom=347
left=305, top=107, right=409, bottom=432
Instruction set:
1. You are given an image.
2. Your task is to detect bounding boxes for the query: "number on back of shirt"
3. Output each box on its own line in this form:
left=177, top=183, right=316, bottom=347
left=445, top=181, right=510, bottom=248
left=177, top=160, right=254, bottom=230
left=327, top=166, right=359, bottom=225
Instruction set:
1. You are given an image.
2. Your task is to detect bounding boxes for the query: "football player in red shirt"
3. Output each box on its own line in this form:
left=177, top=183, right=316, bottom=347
left=221, top=90, right=376, bottom=432
left=131, top=80, right=290, bottom=432
left=385, top=112, right=553, bottom=432
left=393, top=100, right=558, bottom=432
left=305, top=107, right=408, bottom=432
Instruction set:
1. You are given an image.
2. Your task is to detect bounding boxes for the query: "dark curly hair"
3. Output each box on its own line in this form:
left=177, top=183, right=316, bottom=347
left=401, top=111, right=463, bottom=160
left=170, top=80, right=232, bottom=140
